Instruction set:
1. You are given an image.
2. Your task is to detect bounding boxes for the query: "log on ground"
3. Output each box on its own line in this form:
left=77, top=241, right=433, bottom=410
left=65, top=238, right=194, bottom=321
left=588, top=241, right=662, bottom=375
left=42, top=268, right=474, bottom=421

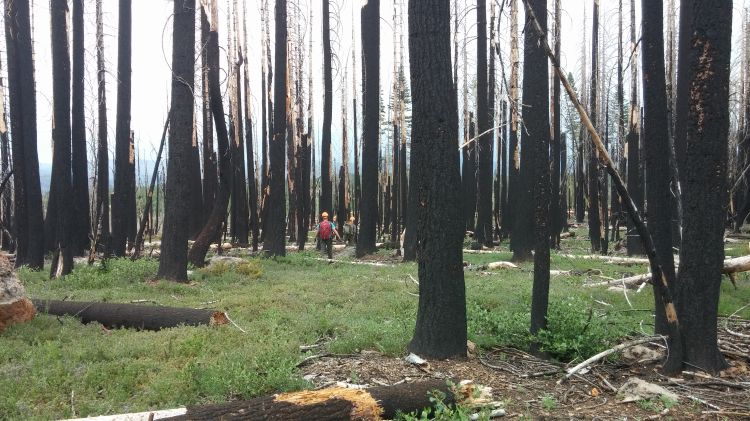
left=32, top=299, right=229, bottom=331
left=163, top=379, right=456, bottom=421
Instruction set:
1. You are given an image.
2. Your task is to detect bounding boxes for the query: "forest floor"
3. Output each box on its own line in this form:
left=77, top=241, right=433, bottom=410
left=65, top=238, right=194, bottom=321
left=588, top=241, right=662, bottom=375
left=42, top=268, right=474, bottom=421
left=2, top=226, right=750, bottom=420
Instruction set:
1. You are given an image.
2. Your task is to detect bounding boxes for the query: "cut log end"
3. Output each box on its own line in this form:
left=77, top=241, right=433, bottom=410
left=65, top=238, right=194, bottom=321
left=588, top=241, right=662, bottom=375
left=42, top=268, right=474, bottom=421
left=209, top=311, right=230, bottom=326
left=0, top=298, right=36, bottom=333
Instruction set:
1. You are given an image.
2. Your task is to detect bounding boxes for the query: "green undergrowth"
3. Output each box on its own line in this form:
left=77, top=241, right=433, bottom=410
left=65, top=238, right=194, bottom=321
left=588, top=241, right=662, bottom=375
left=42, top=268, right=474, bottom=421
left=2, top=227, right=750, bottom=419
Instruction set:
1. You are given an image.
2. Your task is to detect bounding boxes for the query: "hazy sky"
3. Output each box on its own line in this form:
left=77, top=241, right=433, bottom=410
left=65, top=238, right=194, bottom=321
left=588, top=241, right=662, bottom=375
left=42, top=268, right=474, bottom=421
left=18, top=0, right=748, bottom=168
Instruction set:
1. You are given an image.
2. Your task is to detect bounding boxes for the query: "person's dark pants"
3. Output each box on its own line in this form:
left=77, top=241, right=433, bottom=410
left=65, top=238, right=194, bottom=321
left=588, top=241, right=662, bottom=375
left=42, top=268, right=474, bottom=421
left=323, top=238, right=333, bottom=259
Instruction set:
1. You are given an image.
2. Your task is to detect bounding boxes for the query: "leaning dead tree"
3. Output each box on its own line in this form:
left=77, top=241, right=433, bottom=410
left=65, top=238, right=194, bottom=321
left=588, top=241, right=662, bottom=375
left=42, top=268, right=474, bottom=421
left=521, top=0, right=683, bottom=373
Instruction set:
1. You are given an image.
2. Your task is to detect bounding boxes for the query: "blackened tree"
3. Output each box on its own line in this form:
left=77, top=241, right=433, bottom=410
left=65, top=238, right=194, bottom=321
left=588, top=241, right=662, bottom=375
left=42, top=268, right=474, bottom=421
left=5, top=0, right=44, bottom=269
left=667, top=0, right=732, bottom=375
left=641, top=0, right=675, bottom=336
left=264, top=0, right=288, bottom=256
left=158, top=0, right=195, bottom=281
left=95, top=0, right=109, bottom=256
left=407, top=0, right=466, bottom=359
left=474, top=0, right=492, bottom=247
left=71, top=0, right=89, bottom=255
left=111, top=0, right=134, bottom=257
left=356, top=0, right=380, bottom=258
left=321, top=0, right=333, bottom=216
left=49, top=0, right=74, bottom=277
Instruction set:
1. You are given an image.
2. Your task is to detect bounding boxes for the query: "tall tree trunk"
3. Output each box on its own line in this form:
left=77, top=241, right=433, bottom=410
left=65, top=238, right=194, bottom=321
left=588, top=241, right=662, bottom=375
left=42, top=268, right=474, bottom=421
left=188, top=1, right=233, bottom=267
left=626, top=0, right=644, bottom=256
left=642, top=0, right=676, bottom=337
left=407, top=0, right=466, bottom=359
left=71, top=0, right=89, bottom=256
left=474, top=0, right=492, bottom=246
left=111, top=0, right=133, bottom=257
left=668, top=0, right=732, bottom=375
left=49, top=0, right=74, bottom=277
left=505, top=0, right=521, bottom=245
left=243, top=0, right=259, bottom=252
left=550, top=0, right=562, bottom=248
left=356, top=0, right=380, bottom=257
left=587, top=0, right=601, bottom=253
left=615, top=0, right=624, bottom=242
left=321, top=0, right=333, bottom=216
left=264, top=0, right=287, bottom=256
left=158, top=0, right=194, bottom=281
left=523, top=0, right=551, bottom=352
left=95, top=0, right=109, bottom=258
left=353, top=36, right=361, bottom=226
left=0, top=59, right=10, bottom=251
left=201, top=8, right=216, bottom=225
left=5, top=0, right=44, bottom=269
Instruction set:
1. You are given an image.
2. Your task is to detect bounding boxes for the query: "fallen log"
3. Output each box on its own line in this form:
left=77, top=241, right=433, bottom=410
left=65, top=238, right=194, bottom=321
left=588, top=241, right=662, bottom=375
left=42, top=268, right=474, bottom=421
left=586, top=255, right=750, bottom=289
left=484, top=261, right=519, bottom=270
left=558, top=254, right=650, bottom=265
left=163, top=380, right=459, bottom=421
left=0, top=256, right=35, bottom=333
left=32, top=300, right=229, bottom=331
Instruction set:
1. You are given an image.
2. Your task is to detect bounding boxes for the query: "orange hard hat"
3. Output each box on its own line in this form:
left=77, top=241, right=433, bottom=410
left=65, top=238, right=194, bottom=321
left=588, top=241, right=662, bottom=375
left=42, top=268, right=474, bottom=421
left=321, top=211, right=329, bottom=218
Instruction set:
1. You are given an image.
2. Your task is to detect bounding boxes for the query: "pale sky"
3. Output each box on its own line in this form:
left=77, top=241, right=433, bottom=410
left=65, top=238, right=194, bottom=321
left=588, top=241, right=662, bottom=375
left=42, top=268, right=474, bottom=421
left=13, top=0, right=750, bottom=173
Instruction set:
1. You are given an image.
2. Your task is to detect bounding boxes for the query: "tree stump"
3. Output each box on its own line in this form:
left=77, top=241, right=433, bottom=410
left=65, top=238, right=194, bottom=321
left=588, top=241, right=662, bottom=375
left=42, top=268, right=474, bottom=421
left=0, top=255, right=35, bottom=333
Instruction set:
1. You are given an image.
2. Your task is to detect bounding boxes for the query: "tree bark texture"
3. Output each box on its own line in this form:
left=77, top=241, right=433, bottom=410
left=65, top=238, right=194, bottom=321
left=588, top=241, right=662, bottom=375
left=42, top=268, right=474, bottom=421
left=5, top=0, right=45, bottom=269
left=95, top=0, right=109, bottom=257
left=264, top=0, right=288, bottom=256
left=407, top=0, right=467, bottom=359
left=641, top=0, right=676, bottom=337
left=33, top=299, right=229, bottom=331
left=474, top=0, right=492, bottom=246
left=670, top=0, right=733, bottom=375
left=71, top=0, right=89, bottom=256
left=321, top=0, right=333, bottom=216
left=49, top=0, right=74, bottom=277
left=356, top=0, right=380, bottom=258
left=189, top=2, right=233, bottom=267
left=158, top=0, right=195, bottom=281
left=111, top=0, right=134, bottom=257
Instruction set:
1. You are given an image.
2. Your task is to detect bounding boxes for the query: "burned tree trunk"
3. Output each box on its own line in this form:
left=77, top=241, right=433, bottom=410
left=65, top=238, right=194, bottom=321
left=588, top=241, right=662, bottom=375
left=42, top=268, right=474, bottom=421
left=112, top=0, right=134, bottom=257
left=321, top=0, right=333, bottom=217
left=462, top=113, right=476, bottom=232
left=95, top=0, right=109, bottom=257
left=407, top=0, right=466, bottom=359
left=189, top=1, right=233, bottom=267
left=49, top=0, right=74, bottom=277
left=669, top=0, right=732, bottom=375
left=474, top=0, right=493, bottom=247
left=243, top=0, right=259, bottom=252
left=641, top=0, right=676, bottom=336
left=71, top=0, right=89, bottom=256
left=550, top=0, right=562, bottom=248
left=356, top=0, right=380, bottom=258
left=587, top=0, right=601, bottom=253
left=33, top=299, right=228, bottom=331
left=264, top=0, right=288, bottom=256
left=201, top=8, right=216, bottom=225
left=5, top=0, right=45, bottom=269
left=626, top=0, right=644, bottom=256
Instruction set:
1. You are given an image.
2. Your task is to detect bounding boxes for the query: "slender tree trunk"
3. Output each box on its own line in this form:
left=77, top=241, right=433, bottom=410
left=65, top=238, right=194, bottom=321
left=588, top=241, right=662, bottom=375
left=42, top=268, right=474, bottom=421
left=5, top=0, right=44, bottom=269
left=95, top=0, right=109, bottom=258
left=356, top=0, right=380, bottom=257
left=321, top=0, right=333, bottom=216
left=550, top=0, right=562, bottom=248
left=264, top=0, right=287, bottom=256
left=626, top=0, right=644, bottom=256
left=506, top=0, right=521, bottom=246
left=111, top=0, right=133, bottom=257
left=201, top=8, right=216, bottom=226
left=49, top=0, right=74, bottom=277
left=242, top=0, right=259, bottom=252
left=407, top=0, right=466, bottom=359
left=71, top=0, right=89, bottom=256
left=522, top=0, right=551, bottom=351
left=188, top=1, right=233, bottom=267
left=669, top=0, right=732, bottom=375
left=474, top=0, right=492, bottom=246
left=587, top=0, right=601, bottom=253
left=641, top=0, right=676, bottom=335
left=462, top=113, right=476, bottom=232
left=158, top=0, right=195, bottom=281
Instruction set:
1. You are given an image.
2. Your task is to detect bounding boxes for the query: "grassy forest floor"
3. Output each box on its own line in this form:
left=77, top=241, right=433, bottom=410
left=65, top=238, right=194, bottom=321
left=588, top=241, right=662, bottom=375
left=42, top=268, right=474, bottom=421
left=2, top=226, right=750, bottom=420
